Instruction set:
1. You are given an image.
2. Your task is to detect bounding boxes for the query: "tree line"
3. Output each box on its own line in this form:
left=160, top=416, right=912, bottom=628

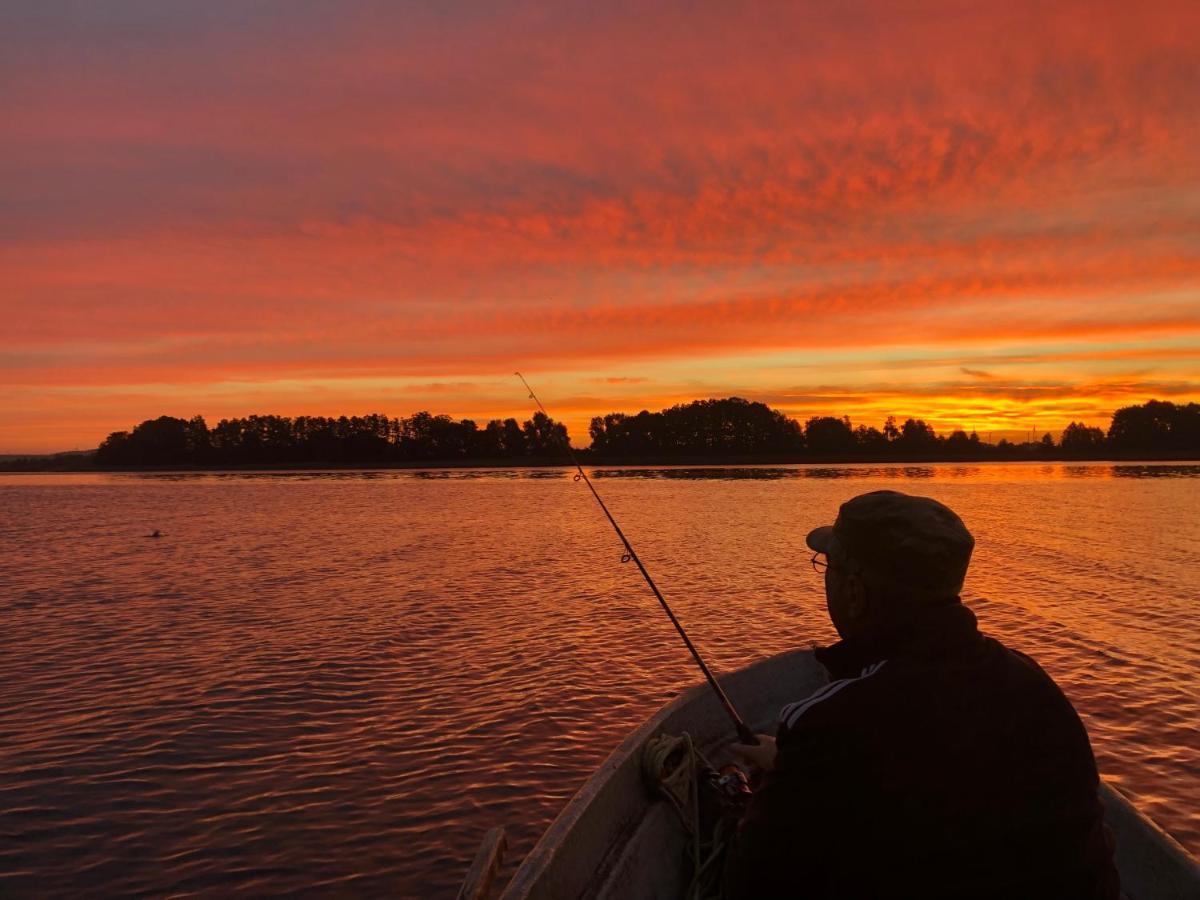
left=68, top=396, right=1200, bottom=468
left=95, top=411, right=568, bottom=466
left=591, top=397, right=1199, bottom=460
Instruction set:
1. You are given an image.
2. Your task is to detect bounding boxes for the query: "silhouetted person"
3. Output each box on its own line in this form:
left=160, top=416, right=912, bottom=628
left=724, top=490, right=1118, bottom=899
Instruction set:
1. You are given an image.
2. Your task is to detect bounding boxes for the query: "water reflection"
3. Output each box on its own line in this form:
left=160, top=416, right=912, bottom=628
left=1, top=461, right=1198, bottom=895
left=1109, top=465, right=1200, bottom=478
left=593, top=467, right=795, bottom=479
left=1063, top=466, right=1108, bottom=479
left=2, top=462, right=1198, bottom=487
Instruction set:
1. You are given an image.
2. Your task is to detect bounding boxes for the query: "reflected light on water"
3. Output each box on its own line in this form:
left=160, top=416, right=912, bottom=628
left=0, top=462, right=1197, bottom=896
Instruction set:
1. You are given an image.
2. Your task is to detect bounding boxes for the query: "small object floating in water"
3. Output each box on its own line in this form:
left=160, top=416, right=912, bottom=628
left=480, top=649, right=1200, bottom=899
left=148, top=529, right=162, bottom=538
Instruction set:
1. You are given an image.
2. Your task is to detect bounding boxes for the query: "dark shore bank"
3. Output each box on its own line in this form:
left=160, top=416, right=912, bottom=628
left=4, top=449, right=1200, bottom=474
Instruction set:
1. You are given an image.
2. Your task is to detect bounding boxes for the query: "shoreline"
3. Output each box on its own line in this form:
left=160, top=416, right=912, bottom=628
left=3, top=453, right=1199, bottom=474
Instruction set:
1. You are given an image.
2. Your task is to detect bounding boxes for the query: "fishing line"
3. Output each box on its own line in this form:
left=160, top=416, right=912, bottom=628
left=515, top=372, right=758, bottom=746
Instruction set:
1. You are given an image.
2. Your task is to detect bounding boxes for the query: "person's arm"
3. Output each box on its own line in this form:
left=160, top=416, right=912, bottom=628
left=722, top=727, right=843, bottom=899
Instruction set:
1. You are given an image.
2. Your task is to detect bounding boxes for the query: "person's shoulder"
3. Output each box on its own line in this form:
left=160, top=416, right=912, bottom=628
left=1002, top=641, right=1051, bottom=674
left=776, top=659, right=891, bottom=740
left=974, top=634, right=1089, bottom=730
left=986, top=636, right=1071, bottom=694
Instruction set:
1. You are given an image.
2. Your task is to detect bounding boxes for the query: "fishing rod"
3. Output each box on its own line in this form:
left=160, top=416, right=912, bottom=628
left=515, top=373, right=758, bottom=746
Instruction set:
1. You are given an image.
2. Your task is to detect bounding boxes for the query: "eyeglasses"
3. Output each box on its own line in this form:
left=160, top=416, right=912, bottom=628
left=811, top=551, right=831, bottom=574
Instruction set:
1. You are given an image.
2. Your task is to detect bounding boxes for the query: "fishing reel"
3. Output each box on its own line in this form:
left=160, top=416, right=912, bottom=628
left=706, top=763, right=754, bottom=816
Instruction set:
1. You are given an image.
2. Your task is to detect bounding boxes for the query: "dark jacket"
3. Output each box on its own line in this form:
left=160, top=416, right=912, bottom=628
left=724, top=601, right=1119, bottom=899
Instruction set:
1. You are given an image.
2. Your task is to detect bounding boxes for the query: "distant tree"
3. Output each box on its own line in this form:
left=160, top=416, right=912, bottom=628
left=210, top=417, right=243, bottom=460
left=352, top=413, right=395, bottom=460
left=603, top=409, right=658, bottom=456
left=589, top=398, right=801, bottom=457
left=294, top=416, right=341, bottom=462
left=944, top=429, right=976, bottom=457
left=804, top=416, right=855, bottom=456
left=400, top=412, right=478, bottom=460
left=1061, top=422, right=1105, bottom=455
left=664, top=397, right=801, bottom=454
left=1174, top=403, right=1200, bottom=450
left=1108, top=400, right=1200, bottom=453
left=523, top=411, right=569, bottom=455
left=401, top=411, right=437, bottom=459
left=854, top=424, right=888, bottom=453
left=883, top=416, right=900, bottom=443
left=97, top=415, right=209, bottom=466
left=187, top=415, right=212, bottom=463
left=500, top=418, right=526, bottom=457
left=475, top=420, right=506, bottom=457
left=96, top=430, right=132, bottom=465
left=428, top=415, right=475, bottom=459
left=588, top=413, right=627, bottom=454
left=894, top=418, right=938, bottom=455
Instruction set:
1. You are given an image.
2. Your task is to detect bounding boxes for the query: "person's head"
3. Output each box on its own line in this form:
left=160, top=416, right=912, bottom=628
left=806, top=490, right=974, bottom=639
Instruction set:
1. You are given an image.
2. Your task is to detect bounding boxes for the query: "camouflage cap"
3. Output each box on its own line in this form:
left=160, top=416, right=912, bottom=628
left=806, top=490, right=975, bottom=596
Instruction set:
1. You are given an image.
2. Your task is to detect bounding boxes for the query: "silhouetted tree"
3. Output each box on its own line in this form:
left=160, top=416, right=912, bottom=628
left=854, top=425, right=888, bottom=453
left=805, top=416, right=855, bottom=456
left=478, top=417, right=527, bottom=458
left=97, top=415, right=209, bottom=466
left=895, top=418, right=938, bottom=455
left=1060, top=422, right=1104, bottom=454
left=592, top=398, right=802, bottom=457
left=523, top=411, right=569, bottom=455
left=399, top=412, right=483, bottom=460
left=1175, top=403, right=1200, bottom=449
left=589, top=413, right=626, bottom=453
left=944, top=429, right=977, bottom=457
left=95, top=430, right=132, bottom=465
left=1108, top=400, right=1200, bottom=453
left=883, top=416, right=900, bottom=443
left=186, top=416, right=211, bottom=462
left=501, top=418, right=526, bottom=457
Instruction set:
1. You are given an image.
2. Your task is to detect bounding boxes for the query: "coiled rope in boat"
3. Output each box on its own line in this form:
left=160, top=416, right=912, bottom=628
left=642, top=732, right=742, bottom=900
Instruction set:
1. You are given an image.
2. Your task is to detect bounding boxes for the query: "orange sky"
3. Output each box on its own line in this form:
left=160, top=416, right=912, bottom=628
left=2, top=1, right=1198, bottom=452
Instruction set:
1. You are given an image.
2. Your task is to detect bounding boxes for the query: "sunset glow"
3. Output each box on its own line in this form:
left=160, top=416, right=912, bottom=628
left=3, top=1, right=1198, bottom=452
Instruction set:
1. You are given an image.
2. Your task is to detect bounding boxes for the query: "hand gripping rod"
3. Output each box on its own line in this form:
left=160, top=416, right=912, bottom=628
left=515, top=373, right=758, bottom=746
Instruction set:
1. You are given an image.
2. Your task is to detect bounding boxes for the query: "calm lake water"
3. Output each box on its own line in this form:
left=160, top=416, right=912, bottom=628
left=1, top=463, right=1198, bottom=896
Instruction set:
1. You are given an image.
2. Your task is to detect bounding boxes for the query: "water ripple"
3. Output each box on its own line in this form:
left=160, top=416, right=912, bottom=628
left=0, top=465, right=1197, bottom=896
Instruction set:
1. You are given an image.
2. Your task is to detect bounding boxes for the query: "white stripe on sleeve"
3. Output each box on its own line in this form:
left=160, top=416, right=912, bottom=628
left=779, top=660, right=888, bottom=729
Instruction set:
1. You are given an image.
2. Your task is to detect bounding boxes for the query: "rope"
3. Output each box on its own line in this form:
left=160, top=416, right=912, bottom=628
left=642, top=732, right=739, bottom=900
